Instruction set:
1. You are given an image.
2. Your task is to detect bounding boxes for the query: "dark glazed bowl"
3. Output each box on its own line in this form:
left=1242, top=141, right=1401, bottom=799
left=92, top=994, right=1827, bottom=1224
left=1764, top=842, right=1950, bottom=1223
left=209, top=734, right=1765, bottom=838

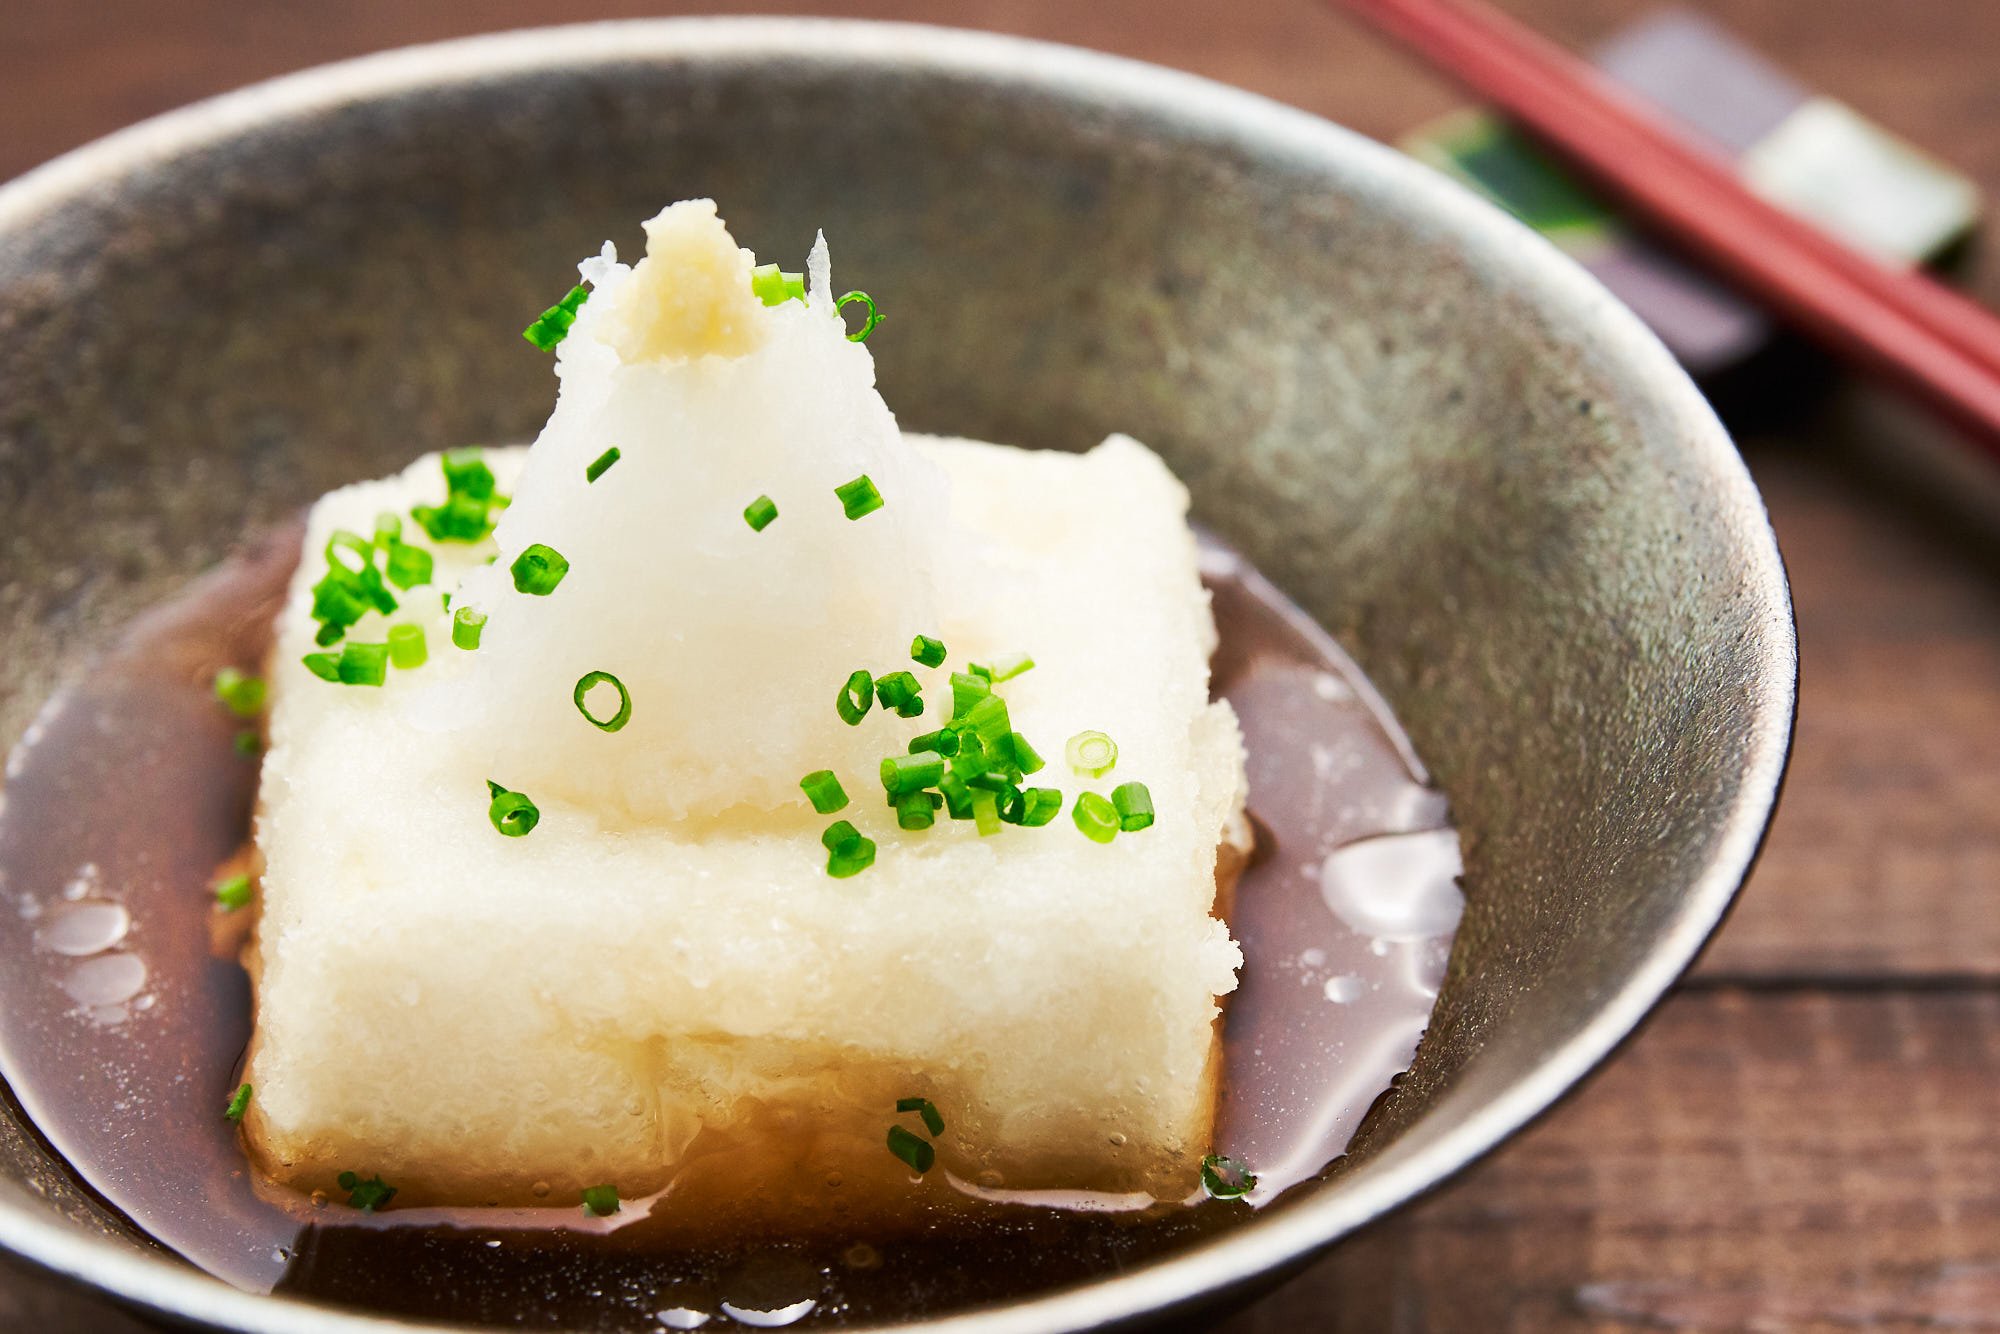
left=0, top=19, right=1794, bottom=1333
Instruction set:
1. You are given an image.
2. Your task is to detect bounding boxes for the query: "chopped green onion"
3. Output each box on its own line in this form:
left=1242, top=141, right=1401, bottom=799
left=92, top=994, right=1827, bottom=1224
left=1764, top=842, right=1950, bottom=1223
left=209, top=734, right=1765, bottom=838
left=1066, top=730, right=1118, bottom=778
left=312, top=615, right=352, bottom=649
left=800, top=770, right=849, bottom=814
left=908, top=728, right=960, bottom=758
left=957, top=693, right=1012, bottom=748
left=410, top=450, right=508, bottom=543
left=510, top=543, right=569, bottom=596
left=984, top=781, right=1023, bottom=825
left=1072, top=791, right=1119, bottom=844
left=585, top=447, right=621, bottom=484
left=743, top=494, right=779, bottom=531
left=308, top=531, right=397, bottom=647
left=213, top=873, right=252, bottom=912
left=373, top=511, right=403, bottom=545
left=1112, top=782, right=1155, bottom=831
left=581, top=1184, right=621, bottom=1217
left=329, top=532, right=374, bottom=577
left=886, top=1125, right=934, bottom=1174
left=411, top=493, right=497, bottom=543
left=971, top=790, right=1003, bottom=837
left=989, top=772, right=1028, bottom=808
left=387, top=624, right=428, bottom=670
left=896, top=1096, right=946, bottom=1137
left=309, top=574, right=368, bottom=643
left=948, top=672, right=991, bottom=720
left=835, top=474, right=884, bottom=521
left=452, top=606, right=487, bottom=650
left=442, top=448, right=497, bottom=500
left=971, top=653, right=1034, bottom=683
left=384, top=542, right=434, bottom=591
left=213, top=668, right=266, bottom=718
left=338, top=1171, right=397, bottom=1212
left=313, top=615, right=359, bottom=650
left=947, top=731, right=990, bottom=779
left=1004, top=732, right=1045, bottom=775
left=302, top=651, right=341, bottom=682
left=336, top=642, right=389, bottom=687
left=487, top=783, right=540, bottom=838
left=1200, top=1153, right=1257, bottom=1200
left=750, top=263, right=807, bottom=306
left=837, top=669, right=874, bottom=725
left=522, top=282, right=591, bottom=350
left=893, top=790, right=937, bottom=831
left=873, top=670, right=924, bottom=718
left=572, top=670, right=632, bottom=732
left=939, top=771, right=973, bottom=820
left=881, top=752, right=945, bottom=795
left=234, top=730, right=262, bottom=757
left=1014, top=787, right=1064, bottom=827
left=325, top=530, right=371, bottom=576
left=224, top=1083, right=252, bottom=1123
left=827, top=834, right=877, bottom=879
left=821, top=819, right=863, bottom=851
left=838, top=290, right=884, bottom=342
left=910, top=635, right=947, bottom=668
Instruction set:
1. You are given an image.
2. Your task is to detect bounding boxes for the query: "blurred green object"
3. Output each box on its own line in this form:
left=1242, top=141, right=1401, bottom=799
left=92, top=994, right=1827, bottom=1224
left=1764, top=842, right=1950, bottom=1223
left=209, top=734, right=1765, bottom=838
left=1403, top=7, right=1982, bottom=376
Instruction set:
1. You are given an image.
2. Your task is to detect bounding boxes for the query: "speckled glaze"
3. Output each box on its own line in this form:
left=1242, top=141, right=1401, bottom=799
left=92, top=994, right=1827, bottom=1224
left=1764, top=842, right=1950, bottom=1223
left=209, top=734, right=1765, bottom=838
left=0, top=20, right=1794, bottom=1334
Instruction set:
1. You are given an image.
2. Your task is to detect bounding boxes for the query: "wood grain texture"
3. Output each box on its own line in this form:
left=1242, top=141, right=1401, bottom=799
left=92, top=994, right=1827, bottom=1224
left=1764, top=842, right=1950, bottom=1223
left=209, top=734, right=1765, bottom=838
left=1215, top=991, right=2000, bottom=1332
left=3, top=0, right=1997, bottom=1328
left=1708, top=406, right=2000, bottom=981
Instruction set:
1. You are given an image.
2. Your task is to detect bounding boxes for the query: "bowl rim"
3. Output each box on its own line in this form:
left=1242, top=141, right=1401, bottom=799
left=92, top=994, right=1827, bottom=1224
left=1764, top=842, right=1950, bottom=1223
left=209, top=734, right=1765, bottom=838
left=0, top=16, right=1797, bottom=1333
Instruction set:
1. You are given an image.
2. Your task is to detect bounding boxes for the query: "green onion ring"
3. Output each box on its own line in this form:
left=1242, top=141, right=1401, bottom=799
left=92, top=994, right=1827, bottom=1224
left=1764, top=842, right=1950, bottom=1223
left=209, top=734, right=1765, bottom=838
left=837, top=290, right=884, bottom=342
left=573, top=670, right=633, bottom=732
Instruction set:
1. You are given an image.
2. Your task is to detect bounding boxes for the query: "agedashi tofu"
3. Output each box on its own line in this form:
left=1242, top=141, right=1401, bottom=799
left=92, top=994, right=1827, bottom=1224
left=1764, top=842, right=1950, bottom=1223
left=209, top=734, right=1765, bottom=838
left=239, top=201, right=1246, bottom=1222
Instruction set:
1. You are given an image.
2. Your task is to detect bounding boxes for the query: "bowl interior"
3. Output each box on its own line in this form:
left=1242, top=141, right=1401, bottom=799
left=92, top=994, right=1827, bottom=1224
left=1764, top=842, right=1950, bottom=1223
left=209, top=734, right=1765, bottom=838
left=0, top=20, right=1792, bottom=1332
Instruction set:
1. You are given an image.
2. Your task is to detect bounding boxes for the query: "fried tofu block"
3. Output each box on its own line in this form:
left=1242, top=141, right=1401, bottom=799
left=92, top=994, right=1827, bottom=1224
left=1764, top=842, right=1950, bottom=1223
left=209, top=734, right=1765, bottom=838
left=239, top=203, right=1244, bottom=1223
left=243, top=435, right=1243, bottom=1216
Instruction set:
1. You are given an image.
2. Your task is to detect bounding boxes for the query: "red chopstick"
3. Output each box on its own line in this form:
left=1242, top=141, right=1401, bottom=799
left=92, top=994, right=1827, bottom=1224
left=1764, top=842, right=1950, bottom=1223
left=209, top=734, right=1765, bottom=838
left=1328, top=0, right=2000, bottom=461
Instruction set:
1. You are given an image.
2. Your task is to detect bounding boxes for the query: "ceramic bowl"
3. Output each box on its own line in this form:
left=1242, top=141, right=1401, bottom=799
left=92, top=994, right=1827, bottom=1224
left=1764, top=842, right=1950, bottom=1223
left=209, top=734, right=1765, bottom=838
left=0, top=19, right=1794, bottom=1332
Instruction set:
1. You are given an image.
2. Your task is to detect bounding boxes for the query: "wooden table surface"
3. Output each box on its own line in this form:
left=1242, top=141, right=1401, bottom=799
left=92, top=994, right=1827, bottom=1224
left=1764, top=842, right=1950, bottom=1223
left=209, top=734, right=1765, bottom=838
left=5, top=1, right=1997, bottom=1329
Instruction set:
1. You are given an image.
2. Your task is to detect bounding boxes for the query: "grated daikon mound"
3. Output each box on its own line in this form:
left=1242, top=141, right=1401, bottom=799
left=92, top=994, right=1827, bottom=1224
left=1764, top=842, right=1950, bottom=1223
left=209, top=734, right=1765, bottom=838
left=442, top=200, right=953, bottom=826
